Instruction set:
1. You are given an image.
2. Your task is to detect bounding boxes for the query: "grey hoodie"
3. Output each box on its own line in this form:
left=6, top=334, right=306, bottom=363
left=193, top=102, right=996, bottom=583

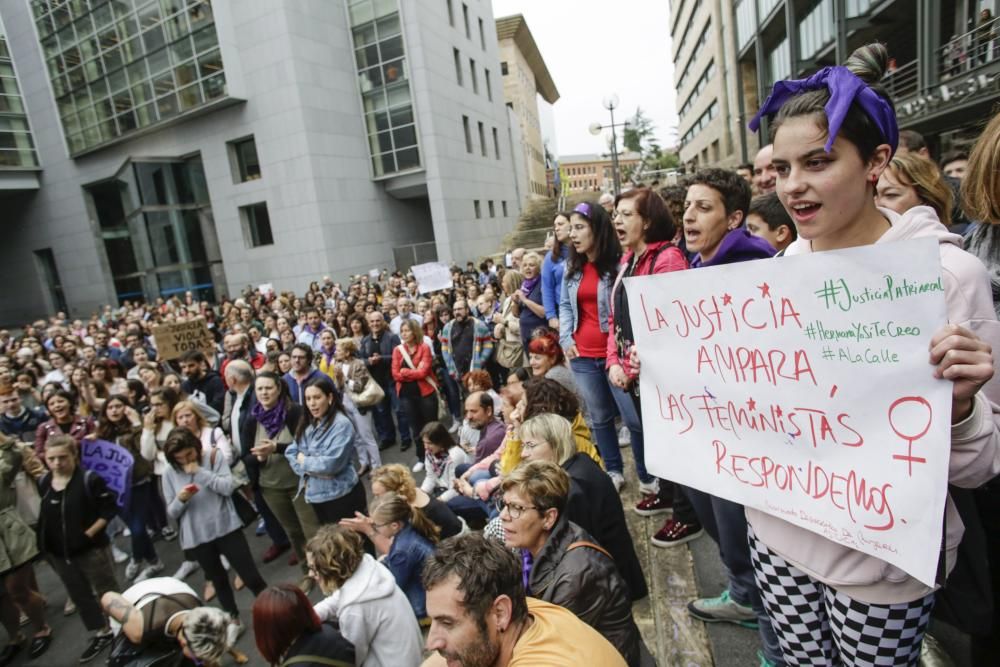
left=314, top=553, right=423, bottom=667
left=746, top=205, right=1000, bottom=605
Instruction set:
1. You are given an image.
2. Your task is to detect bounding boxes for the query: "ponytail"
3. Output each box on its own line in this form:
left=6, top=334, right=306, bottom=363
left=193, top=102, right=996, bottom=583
left=370, top=492, right=440, bottom=544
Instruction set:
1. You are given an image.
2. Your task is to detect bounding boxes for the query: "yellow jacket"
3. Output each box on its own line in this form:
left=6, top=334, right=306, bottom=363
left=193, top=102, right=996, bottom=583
left=500, top=412, right=604, bottom=475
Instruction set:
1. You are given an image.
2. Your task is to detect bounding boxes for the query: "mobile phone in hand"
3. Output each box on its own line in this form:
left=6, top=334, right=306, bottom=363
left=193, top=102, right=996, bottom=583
left=183, top=483, right=199, bottom=494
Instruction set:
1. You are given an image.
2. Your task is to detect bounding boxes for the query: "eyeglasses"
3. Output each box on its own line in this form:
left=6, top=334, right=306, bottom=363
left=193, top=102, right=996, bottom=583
left=495, top=497, right=537, bottom=519
left=521, top=439, right=546, bottom=451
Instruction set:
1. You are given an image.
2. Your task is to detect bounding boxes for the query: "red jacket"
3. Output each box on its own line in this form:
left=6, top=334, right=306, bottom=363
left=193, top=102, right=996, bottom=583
left=606, top=240, right=689, bottom=374
left=391, top=342, right=436, bottom=397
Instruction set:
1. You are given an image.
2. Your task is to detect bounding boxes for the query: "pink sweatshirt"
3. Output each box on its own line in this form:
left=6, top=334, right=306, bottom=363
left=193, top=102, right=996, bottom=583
left=746, top=206, right=1000, bottom=604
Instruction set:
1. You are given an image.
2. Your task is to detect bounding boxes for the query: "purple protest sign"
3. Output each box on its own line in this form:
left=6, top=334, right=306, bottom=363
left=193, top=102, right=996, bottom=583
left=81, top=438, right=134, bottom=510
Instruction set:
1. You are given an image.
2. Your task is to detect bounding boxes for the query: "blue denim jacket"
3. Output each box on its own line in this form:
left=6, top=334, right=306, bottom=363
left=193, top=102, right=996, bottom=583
left=286, top=411, right=358, bottom=504
left=558, top=265, right=613, bottom=353
left=384, top=524, right=435, bottom=618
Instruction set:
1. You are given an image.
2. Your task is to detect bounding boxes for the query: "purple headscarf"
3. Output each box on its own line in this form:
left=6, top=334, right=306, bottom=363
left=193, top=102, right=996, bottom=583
left=748, top=65, right=898, bottom=155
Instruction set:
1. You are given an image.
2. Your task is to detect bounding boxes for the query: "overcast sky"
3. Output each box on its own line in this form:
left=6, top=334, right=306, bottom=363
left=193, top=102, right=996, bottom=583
left=490, top=0, right=678, bottom=158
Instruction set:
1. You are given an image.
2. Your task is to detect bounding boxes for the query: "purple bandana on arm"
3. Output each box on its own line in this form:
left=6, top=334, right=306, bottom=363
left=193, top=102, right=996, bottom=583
left=748, top=65, right=898, bottom=155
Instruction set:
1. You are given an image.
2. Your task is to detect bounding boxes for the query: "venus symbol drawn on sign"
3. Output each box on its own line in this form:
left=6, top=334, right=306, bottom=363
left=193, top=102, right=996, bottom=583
left=887, top=396, right=932, bottom=476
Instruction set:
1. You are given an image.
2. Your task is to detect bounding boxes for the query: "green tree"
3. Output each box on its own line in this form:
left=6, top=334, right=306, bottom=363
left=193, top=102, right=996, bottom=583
left=622, top=107, right=655, bottom=154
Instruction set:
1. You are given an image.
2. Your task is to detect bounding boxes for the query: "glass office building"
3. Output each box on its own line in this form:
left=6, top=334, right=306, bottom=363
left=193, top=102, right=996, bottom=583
left=347, top=0, right=420, bottom=177
left=0, top=18, right=39, bottom=167
left=31, top=0, right=226, bottom=155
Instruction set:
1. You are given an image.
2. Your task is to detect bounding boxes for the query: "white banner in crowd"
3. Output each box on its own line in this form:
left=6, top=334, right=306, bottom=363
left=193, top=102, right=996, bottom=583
left=411, top=262, right=453, bottom=293
left=626, top=238, right=951, bottom=586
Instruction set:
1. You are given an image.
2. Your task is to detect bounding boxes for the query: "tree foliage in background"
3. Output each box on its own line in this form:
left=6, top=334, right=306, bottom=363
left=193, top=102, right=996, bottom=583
left=622, top=107, right=679, bottom=181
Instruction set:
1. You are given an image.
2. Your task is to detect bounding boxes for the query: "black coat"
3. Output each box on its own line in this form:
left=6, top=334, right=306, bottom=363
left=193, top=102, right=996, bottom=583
left=530, top=516, right=642, bottom=666
left=37, top=467, right=118, bottom=558
left=183, top=370, right=226, bottom=414
left=563, top=452, right=648, bottom=601
left=360, top=330, right=401, bottom=387
left=282, top=623, right=355, bottom=666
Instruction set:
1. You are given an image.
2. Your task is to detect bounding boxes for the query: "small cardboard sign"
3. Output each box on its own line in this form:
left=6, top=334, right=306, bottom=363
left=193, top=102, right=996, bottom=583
left=152, top=317, right=215, bottom=360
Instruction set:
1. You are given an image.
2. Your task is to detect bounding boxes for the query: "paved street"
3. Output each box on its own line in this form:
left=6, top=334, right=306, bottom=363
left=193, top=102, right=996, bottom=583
left=5, top=442, right=975, bottom=666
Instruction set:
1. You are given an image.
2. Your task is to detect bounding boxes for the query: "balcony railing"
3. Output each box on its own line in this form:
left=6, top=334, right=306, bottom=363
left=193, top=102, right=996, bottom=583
left=937, top=16, right=1000, bottom=81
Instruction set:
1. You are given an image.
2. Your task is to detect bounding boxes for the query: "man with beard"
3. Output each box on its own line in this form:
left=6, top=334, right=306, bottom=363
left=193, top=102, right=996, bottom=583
left=421, top=533, right=625, bottom=667
left=179, top=350, right=226, bottom=414
left=361, top=311, right=412, bottom=451
left=439, top=300, right=494, bottom=395
left=219, top=332, right=265, bottom=386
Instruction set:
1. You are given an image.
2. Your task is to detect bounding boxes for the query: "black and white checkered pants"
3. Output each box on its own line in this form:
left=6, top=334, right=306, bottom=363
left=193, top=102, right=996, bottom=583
left=748, top=525, right=935, bottom=666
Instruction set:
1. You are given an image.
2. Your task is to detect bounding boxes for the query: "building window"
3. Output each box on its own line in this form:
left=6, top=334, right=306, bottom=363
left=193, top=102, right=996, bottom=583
left=242, top=202, right=274, bottom=247
left=478, top=121, right=486, bottom=157
left=453, top=48, right=463, bottom=85
left=32, top=0, right=227, bottom=155
left=34, top=248, right=67, bottom=313
left=485, top=69, right=492, bottom=100
left=502, top=200, right=508, bottom=217
left=463, top=115, right=472, bottom=153
left=501, top=61, right=509, bottom=75
left=492, top=127, right=500, bottom=159
left=447, top=0, right=454, bottom=26
left=470, top=58, right=478, bottom=93
left=478, top=18, right=485, bottom=49
left=462, top=3, right=470, bottom=38
left=0, top=27, right=38, bottom=167
left=229, top=136, right=261, bottom=182
left=488, top=200, right=495, bottom=217
left=473, top=199, right=481, bottom=218
left=349, top=0, right=420, bottom=177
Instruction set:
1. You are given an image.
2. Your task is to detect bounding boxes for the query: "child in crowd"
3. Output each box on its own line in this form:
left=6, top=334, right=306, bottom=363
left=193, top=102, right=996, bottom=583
left=745, top=192, right=797, bottom=253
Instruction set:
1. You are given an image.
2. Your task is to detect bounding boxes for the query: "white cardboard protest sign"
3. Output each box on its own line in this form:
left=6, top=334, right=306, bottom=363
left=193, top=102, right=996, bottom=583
left=411, top=262, right=453, bottom=293
left=625, top=238, right=951, bottom=585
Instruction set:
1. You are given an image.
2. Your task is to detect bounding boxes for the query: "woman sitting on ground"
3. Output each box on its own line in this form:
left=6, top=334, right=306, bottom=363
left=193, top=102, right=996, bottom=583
left=306, top=526, right=423, bottom=667
left=347, top=493, right=437, bottom=620
left=252, top=584, right=355, bottom=667
left=346, top=463, right=463, bottom=540
left=500, top=460, right=643, bottom=666
left=418, top=422, right=468, bottom=502
left=518, top=413, right=647, bottom=601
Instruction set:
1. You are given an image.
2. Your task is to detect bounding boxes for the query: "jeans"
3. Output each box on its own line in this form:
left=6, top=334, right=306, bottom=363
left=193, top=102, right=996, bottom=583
left=372, top=382, right=412, bottom=444
left=612, top=379, right=651, bottom=483
left=569, top=357, right=623, bottom=473
left=123, top=481, right=158, bottom=563
left=442, top=372, right=463, bottom=420
left=686, top=488, right=783, bottom=665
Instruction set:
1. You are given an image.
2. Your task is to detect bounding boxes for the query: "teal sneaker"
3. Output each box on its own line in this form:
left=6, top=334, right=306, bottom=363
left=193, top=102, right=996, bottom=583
left=686, top=589, right=758, bottom=628
left=757, top=649, right=776, bottom=667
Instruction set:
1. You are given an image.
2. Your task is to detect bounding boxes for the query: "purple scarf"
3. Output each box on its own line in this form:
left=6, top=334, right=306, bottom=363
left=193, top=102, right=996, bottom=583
left=748, top=65, right=898, bottom=154
left=520, top=275, right=541, bottom=297
left=252, top=399, right=288, bottom=438
left=521, top=549, right=534, bottom=594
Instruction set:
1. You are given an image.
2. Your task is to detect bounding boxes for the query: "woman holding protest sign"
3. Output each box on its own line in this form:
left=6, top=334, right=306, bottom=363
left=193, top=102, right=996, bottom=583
left=91, top=394, right=165, bottom=583
left=737, top=42, right=1000, bottom=665
left=36, top=435, right=120, bottom=663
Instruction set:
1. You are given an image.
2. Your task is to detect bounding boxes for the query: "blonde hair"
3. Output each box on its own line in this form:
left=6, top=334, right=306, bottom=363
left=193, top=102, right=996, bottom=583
left=885, top=153, right=953, bottom=223
left=962, top=112, right=1000, bottom=224
left=370, top=492, right=440, bottom=544
left=171, top=400, right=207, bottom=431
left=501, top=270, right=524, bottom=295
left=521, top=251, right=542, bottom=268
left=306, top=525, right=364, bottom=590
left=336, top=338, right=358, bottom=356
left=519, top=413, right=577, bottom=464
left=501, top=460, right=571, bottom=516
left=371, top=463, right=418, bottom=502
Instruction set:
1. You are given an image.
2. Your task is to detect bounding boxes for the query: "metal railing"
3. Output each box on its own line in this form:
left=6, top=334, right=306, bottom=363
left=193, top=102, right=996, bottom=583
left=936, top=16, right=1000, bottom=82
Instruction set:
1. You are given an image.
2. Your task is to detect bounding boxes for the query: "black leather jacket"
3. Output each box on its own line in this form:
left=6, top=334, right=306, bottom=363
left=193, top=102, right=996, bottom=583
left=528, top=516, right=642, bottom=667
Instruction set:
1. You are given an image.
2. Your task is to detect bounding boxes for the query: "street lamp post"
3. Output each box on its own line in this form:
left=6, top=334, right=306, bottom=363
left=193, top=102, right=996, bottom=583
left=589, top=94, right=629, bottom=196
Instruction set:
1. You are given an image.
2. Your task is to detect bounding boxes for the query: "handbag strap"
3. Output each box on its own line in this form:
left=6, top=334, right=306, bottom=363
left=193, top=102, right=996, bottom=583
left=566, top=540, right=613, bottom=561
left=398, top=344, right=439, bottom=392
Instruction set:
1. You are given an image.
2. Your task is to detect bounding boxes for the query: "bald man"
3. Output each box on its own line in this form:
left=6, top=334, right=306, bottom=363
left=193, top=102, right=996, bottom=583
left=752, top=144, right=777, bottom=195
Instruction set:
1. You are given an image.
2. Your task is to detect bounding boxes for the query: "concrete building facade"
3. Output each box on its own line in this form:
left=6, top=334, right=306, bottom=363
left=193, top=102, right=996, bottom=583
left=0, top=0, right=523, bottom=323
left=670, top=0, right=746, bottom=171
left=731, top=0, right=1000, bottom=160
left=496, top=13, right=557, bottom=203
left=553, top=151, right=642, bottom=194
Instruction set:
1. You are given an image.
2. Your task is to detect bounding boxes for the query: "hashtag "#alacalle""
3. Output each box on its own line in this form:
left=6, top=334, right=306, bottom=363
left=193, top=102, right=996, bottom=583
left=815, top=274, right=944, bottom=312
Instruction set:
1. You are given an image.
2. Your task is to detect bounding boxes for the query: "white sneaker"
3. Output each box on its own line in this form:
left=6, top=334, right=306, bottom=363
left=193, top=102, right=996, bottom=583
left=220, top=555, right=231, bottom=571
left=226, top=618, right=245, bottom=646
left=412, top=462, right=425, bottom=473
left=122, top=527, right=132, bottom=537
left=638, top=479, right=659, bottom=496
left=448, top=421, right=461, bottom=435
left=618, top=426, right=630, bottom=447
left=172, top=560, right=200, bottom=580
left=134, top=560, right=165, bottom=583
left=125, top=559, right=143, bottom=580
left=111, top=545, right=129, bottom=564
left=608, top=471, right=625, bottom=493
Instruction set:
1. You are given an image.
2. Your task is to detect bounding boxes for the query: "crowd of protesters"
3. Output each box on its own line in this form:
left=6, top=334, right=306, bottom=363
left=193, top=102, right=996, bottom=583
left=0, top=41, right=999, bottom=667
